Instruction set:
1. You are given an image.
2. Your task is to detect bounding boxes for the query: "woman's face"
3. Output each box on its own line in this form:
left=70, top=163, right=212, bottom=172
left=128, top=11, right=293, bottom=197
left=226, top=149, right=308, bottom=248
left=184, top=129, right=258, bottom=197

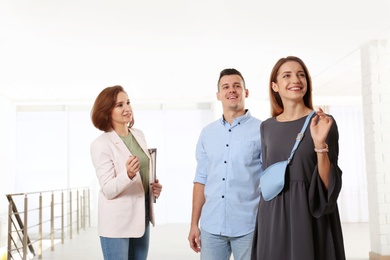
left=272, top=61, right=307, bottom=103
left=111, top=91, right=133, bottom=128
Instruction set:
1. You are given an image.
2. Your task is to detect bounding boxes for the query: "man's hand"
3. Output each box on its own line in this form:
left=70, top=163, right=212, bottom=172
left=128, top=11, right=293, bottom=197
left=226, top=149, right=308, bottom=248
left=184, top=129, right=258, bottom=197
left=188, top=225, right=201, bottom=253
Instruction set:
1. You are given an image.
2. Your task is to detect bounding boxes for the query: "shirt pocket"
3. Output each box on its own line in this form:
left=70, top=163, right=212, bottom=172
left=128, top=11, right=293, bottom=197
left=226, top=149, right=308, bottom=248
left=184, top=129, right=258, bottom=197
left=230, top=141, right=260, bottom=165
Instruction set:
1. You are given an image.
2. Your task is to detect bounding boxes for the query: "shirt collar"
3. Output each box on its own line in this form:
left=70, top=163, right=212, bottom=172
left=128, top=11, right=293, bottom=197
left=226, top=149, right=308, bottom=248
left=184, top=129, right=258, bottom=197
left=220, top=109, right=251, bottom=126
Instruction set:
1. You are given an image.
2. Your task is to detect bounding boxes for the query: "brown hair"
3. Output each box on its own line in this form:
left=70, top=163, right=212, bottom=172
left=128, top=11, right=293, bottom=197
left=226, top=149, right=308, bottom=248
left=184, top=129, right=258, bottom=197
left=91, top=85, right=134, bottom=132
left=269, top=56, right=313, bottom=117
left=217, top=68, right=246, bottom=91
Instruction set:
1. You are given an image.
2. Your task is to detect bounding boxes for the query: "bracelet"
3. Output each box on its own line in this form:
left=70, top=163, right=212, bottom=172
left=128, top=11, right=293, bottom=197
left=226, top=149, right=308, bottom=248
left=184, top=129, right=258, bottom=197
left=314, top=143, right=329, bottom=153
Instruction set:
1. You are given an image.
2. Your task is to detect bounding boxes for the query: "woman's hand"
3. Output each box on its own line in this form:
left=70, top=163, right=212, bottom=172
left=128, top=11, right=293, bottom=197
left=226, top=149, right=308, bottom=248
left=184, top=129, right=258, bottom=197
left=310, top=107, right=333, bottom=148
left=310, top=107, right=332, bottom=189
left=150, top=179, right=162, bottom=199
left=126, top=155, right=140, bottom=179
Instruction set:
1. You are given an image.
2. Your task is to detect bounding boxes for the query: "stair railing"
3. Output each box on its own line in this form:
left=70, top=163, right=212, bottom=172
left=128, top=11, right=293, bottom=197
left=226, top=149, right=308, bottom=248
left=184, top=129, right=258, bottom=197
left=6, top=187, right=91, bottom=260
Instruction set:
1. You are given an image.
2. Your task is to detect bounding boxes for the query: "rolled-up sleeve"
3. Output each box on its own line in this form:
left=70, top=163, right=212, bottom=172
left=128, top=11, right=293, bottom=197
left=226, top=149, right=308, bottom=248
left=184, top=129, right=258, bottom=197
left=194, top=132, right=208, bottom=185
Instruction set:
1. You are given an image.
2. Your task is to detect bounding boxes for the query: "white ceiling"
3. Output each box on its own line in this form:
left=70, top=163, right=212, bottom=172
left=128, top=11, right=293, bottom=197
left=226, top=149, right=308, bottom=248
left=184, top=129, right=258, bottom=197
left=0, top=0, right=389, bottom=106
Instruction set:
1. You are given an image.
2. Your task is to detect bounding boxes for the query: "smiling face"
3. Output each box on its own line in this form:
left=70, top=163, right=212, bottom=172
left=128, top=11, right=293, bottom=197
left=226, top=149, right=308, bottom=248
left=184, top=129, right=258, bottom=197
left=216, top=74, right=248, bottom=112
left=111, top=91, right=133, bottom=130
left=272, top=61, right=307, bottom=104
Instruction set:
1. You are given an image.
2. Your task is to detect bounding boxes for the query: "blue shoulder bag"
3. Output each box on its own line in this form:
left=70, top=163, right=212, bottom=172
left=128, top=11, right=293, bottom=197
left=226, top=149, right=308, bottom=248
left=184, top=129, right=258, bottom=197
left=260, top=111, right=315, bottom=201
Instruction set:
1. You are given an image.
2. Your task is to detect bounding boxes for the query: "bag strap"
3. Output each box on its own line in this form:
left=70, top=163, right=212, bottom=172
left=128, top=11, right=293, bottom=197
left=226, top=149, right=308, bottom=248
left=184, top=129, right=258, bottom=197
left=287, top=110, right=315, bottom=163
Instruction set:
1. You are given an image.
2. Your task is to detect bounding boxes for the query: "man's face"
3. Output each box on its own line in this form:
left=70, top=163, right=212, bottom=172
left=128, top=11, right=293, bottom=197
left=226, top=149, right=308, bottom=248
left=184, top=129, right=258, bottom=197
left=217, top=74, right=248, bottom=112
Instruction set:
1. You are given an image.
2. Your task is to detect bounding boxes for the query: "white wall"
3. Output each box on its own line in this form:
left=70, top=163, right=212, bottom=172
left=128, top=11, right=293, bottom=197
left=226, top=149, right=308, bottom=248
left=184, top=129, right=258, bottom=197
left=330, top=105, right=368, bottom=222
left=0, top=95, right=16, bottom=249
left=361, top=39, right=390, bottom=257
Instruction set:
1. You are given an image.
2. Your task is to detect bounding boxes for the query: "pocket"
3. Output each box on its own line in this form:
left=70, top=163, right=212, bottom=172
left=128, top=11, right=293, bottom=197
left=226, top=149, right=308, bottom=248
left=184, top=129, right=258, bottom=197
left=230, top=141, right=260, bottom=164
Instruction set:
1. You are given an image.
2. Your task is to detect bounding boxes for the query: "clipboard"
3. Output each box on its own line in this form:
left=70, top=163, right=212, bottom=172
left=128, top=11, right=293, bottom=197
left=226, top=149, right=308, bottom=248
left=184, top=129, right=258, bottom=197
left=148, top=148, right=157, bottom=203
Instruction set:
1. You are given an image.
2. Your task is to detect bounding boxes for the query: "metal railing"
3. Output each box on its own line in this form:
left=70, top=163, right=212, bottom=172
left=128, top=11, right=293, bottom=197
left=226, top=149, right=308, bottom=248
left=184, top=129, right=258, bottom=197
left=6, top=187, right=91, bottom=260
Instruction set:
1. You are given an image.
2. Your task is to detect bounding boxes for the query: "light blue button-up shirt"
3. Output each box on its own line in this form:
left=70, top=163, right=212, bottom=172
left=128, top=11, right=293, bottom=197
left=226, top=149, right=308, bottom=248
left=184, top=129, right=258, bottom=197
left=194, top=110, right=262, bottom=237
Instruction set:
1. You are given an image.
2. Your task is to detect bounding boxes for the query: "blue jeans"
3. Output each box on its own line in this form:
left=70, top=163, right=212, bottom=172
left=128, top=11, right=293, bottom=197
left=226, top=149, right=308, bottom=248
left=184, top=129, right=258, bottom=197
left=200, top=228, right=254, bottom=260
left=100, top=196, right=150, bottom=260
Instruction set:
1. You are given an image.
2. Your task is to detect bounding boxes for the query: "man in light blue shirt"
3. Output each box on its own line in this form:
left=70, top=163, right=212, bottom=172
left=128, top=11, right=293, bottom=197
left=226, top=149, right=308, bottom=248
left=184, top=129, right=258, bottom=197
left=188, top=68, right=262, bottom=260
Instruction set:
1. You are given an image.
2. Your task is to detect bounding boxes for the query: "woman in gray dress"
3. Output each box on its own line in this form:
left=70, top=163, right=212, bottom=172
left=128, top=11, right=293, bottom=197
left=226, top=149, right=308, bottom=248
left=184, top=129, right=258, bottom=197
left=251, top=56, right=345, bottom=259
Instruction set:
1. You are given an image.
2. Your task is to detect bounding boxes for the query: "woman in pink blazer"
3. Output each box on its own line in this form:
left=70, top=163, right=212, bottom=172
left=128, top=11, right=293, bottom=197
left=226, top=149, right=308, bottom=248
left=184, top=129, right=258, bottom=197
left=90, top=85, right=162, bottom=260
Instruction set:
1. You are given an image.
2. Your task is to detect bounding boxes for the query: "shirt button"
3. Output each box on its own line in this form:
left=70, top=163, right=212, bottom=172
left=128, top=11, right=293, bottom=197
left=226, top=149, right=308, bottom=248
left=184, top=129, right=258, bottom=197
left=222, top=178, right=225, bottom=181
left=229, top=129, right=231, bottom=132
left=226, top=144, right=229, bottom=147
left=224, top=161, right=227, bottom=163
left=222, top=195, right=225, bottom=198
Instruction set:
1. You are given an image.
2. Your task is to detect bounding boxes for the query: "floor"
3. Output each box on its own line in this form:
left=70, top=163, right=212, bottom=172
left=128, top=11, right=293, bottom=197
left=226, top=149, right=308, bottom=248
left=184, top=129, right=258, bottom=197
left=29, top=222, right=370, bottom=260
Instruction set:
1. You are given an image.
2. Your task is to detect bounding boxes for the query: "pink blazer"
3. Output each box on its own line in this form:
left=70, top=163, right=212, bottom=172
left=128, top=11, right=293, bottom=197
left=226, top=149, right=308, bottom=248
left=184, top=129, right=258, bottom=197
left=90, top=128, right=155, bottom=238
